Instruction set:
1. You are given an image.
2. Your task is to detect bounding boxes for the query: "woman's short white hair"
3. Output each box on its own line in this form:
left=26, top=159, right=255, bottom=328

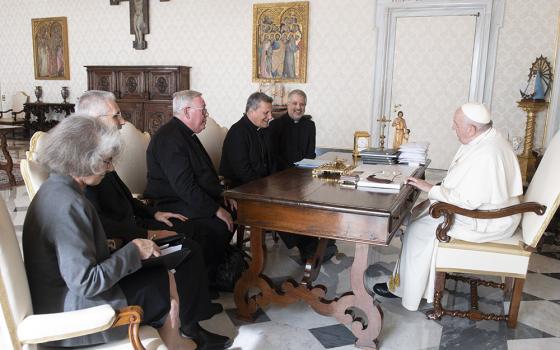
left=38, top=115, right=122, bottom=177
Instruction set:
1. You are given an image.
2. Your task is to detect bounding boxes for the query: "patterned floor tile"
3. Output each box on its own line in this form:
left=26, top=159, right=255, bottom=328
left=309, top=324, right=356, bottom=349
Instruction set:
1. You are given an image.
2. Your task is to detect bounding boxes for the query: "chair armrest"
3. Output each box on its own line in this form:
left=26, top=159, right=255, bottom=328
left=18, top=304, right=116, bottom=344
left=18, top=305, right=144, bottom=348
left=429, top=201, right=546, bottom=243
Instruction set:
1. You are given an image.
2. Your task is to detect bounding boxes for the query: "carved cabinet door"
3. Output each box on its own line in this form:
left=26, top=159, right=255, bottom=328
left=148, top=71, right=176, bottom=100
left=144, top=103, right=173, bottom=134
left=89, top=70, right=116, bottom=93
left=118, top=70, right=145, bottom=100
left=119, top=102, right=145, bottom=131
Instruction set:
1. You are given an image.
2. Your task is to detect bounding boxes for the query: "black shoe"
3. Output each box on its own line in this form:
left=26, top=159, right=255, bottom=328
left=323, top=244, right=338, bottom=262
left=203, top=302, right=223, bottom=319
left=373, top=282, right=399, bottom=298
left=181, top=323, right=232, bottom=349
left=209, top=288, right=220, bottom=300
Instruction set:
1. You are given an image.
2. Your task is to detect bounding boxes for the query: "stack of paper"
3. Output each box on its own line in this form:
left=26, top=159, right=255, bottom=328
left=398, top=142, right=429, bottom=165
left=359, top=148, right=399, bottom=165
left=294, top=158, right=330, bottom=168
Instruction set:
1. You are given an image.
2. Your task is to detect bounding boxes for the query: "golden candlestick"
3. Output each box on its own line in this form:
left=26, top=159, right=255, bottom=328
left=377, top=115, right=391, bottom=150
left=516, top=99, right=548, bottom=183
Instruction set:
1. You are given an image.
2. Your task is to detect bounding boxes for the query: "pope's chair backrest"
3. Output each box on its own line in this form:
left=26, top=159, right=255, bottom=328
left=113, top=122, right=151, bottom=195
left=0, top=198, right=35, bottom=350
left=522, top=130, right=560, bottom=247
left=197, top=117, right=228, bottom=171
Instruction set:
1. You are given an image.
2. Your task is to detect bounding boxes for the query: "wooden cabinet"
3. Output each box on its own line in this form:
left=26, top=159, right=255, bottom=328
left=86, top=65, right=190, bottom=133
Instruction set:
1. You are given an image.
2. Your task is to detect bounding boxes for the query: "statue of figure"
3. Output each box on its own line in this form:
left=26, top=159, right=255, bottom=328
left=392, top=111, right=410, bottom=148
left=132, top=0, right=147, bottom=49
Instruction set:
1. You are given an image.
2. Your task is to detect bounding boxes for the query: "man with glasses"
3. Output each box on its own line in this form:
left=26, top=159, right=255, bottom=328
left=144, top=90, right=236, bottom=291
left=77, top=90, right=232, bottom=350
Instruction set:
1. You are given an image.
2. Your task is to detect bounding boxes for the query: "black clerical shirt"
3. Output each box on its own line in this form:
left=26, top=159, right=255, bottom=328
left=267, top=113, right=316, bottom=171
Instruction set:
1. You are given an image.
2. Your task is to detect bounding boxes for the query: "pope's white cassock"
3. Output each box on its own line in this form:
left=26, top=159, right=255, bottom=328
left=392, top=127, right=523, bottom=311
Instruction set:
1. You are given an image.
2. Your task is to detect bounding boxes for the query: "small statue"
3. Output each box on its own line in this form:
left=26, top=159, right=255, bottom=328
left=392, top=111, right=410, bottom=148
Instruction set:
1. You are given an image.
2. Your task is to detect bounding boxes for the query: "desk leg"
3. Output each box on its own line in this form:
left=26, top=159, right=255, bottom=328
left=0, top=132, right=16, bottom=186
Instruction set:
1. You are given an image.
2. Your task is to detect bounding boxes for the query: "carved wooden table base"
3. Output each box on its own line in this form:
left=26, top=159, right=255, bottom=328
left=234, top=227, right=383, bottom=349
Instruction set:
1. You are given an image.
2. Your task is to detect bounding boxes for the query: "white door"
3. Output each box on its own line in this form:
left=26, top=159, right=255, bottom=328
left=388, top=15, right=476, bottom=169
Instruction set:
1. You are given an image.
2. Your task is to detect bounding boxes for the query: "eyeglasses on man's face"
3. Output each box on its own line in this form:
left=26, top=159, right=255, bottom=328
left=187, top=106, right=208, bottom=115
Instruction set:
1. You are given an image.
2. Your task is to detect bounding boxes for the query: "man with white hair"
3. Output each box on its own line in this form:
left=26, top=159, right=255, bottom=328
left=373, top=103, right=523, bottom=311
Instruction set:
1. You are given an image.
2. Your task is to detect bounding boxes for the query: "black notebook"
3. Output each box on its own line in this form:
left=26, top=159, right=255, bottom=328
left=142, top=235, right=191, bottom=269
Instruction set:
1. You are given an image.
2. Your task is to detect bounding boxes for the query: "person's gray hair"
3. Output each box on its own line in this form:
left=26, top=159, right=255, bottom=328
left=245, top=92, right=273, bottom=113
left=75, top=90, right=116, bottom=116
left=38, top=115, right=122, bottom=177
left=173, top=90, right=202, bottom=115
left=288, top=89, right=307, bottom=104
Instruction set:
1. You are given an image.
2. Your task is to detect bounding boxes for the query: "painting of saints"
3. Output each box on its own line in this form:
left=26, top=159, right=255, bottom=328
left=253, top=2, right=308, bottom=83
left=32, top=17, right=70, bottom=80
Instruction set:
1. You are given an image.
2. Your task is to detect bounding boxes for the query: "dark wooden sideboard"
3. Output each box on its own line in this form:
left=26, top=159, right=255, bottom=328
left=86, top=65, right=190, bottom=134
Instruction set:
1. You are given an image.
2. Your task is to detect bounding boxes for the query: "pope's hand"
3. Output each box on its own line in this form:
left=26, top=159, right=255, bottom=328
left=406, top=177, right=433, bottom=193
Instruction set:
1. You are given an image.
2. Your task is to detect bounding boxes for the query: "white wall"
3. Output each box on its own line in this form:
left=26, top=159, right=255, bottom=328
left=0, top=0, right=376, bottom=149
left=0, top=0, right=558, bottom=151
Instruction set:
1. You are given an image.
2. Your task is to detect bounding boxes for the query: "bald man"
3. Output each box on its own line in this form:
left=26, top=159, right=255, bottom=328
left=373, top=103, right=523, bottom=311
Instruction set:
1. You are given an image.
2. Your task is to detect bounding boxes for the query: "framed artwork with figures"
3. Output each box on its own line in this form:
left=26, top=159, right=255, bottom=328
left=31, top=17, right=70, bottom=80
left=252, top=1, right=309, bottom=83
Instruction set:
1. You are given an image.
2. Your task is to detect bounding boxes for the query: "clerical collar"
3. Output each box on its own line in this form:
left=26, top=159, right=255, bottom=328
left=242, top=114, right=261, bottom=132
left=467, top=127, right=493, bottom=147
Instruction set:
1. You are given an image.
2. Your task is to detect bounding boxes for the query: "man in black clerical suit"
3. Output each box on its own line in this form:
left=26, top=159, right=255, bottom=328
left=77, top=90, right=232, bottom=350
left=267, top=89, right=316, bottom=171
left=266, top=89, right=337, bottom=262
left=144, top=90, right=236, bottom=284
left=219, top=92, right=275, bottom=188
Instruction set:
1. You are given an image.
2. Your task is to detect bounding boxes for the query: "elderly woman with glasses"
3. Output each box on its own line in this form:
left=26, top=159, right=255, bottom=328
left=22, top=116, right=195, bottom=350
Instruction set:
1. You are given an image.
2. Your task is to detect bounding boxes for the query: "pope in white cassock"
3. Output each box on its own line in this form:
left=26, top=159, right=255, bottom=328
left=373, top=103, right=523, bottom=311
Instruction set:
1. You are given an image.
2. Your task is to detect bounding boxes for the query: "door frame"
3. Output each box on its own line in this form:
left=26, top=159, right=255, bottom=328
left=371, top=0, right=505, bottom=145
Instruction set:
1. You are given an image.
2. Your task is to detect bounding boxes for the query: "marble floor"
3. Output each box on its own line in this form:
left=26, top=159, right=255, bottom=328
left=3, top=140, right=560, bottom=350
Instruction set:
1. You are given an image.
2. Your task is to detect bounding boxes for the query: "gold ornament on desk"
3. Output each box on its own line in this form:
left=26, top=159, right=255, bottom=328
left=377, top=115, right=391, bottom=150
left=353, top=131, right=371, bottom=158
left=391, top=105, right=410, bottom=149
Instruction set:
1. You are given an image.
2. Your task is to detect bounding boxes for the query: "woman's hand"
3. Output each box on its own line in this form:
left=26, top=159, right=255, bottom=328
left=131, top=238, right=160, bottom=260
left=154, top=211, right=188, bottom=227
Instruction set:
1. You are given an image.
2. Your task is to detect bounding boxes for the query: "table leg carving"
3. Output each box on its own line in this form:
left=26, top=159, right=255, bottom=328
left=234, top=232, right=382, bottom=349
left=0, top=132, right=16, bottom=186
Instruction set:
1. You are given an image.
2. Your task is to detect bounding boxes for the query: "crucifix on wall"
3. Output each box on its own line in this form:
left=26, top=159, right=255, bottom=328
left=110, top=0, right=170, bottom=50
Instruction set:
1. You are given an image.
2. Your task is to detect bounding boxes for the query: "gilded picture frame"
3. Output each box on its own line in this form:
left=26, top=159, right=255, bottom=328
left=32, top=17, right=70, bottom=80
left=252, top=1, right=309, bottom=83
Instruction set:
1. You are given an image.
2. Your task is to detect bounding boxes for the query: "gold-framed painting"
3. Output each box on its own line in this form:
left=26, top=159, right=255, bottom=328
left=31, top=17, right=70, bottom=80
left=252, top=1, right=309, bottom=83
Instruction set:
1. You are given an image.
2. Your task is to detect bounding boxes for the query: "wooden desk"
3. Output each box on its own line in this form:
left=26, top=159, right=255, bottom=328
left=0, top=125, right=23, bottom=186
left=225, top=165, right=427, bottom=349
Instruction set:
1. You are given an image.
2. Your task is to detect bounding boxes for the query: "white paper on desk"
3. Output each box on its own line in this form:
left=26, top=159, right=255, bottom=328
left=355, top=164, right=418, bottom=190
left=160, top=244, right=182, bottom=256
left=294, top=158, right=330, bottom=168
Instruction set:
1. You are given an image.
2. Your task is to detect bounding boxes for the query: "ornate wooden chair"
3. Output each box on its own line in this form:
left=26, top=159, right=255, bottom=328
left=0, top=198, right=167, bottom=350
left=0, top=91, right=28, bottom=138
left=426, top=131, right=560, bottom=328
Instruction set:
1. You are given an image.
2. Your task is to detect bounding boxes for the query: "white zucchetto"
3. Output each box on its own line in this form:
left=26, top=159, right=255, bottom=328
left=461, top=103, right=491, bottom=124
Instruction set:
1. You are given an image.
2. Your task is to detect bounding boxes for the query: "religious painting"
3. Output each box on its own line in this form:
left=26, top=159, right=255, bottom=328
left=252, top=1, right=309, bottom=83
left=31, top=17, right=70, bottom=80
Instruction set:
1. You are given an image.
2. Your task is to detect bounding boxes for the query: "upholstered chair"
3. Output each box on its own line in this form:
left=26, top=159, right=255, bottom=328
left=197, top=117, right=228, bottom=172
left=113, top=122, right=151, bottom=196
left=19, top=159, right=48, bottom=201
left=426, top=131, right=560, bottom=328
left=0, top=198, right=167, bottom=350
